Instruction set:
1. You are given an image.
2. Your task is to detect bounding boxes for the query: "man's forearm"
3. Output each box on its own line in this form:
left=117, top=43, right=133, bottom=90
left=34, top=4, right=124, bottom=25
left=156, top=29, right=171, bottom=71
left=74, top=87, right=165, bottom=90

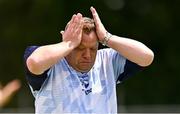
left=26, top=41, right=74, bottom=75
left=107, top=35, right=154, bottom=66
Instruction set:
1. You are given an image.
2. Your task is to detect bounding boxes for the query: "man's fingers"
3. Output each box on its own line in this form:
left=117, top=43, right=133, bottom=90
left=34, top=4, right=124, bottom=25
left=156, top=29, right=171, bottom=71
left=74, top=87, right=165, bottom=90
left=3, top=80, right=21, bottom=94
left=76, top=18, right=83, bottom=35
left=67, top=13, right=82, bottom=32
left=90, top=6, right=107, bottom=41
left=73, top=13, right=82, bottom=28
left=71, top=14, right=76, bottom=23
left=66, top=14, right=76, bottom=30
left=76, top=13, right=83, bottom=28
left=90, top=6, right=101, bottom=25
left=63, top=12, right=83, bottom=46
left=70, top=13, right=83, bottom=34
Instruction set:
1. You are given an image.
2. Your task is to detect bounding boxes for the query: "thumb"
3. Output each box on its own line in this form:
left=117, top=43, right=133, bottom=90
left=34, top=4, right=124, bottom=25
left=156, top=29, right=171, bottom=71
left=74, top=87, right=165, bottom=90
left=60, top=30, right=64, bottom=35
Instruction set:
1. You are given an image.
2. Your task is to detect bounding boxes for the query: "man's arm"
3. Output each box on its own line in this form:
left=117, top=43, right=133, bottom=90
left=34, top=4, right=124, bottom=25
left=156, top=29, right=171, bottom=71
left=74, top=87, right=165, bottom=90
left=107, top=35, right=154, bottom=67
left=90, top=7, right=154, bottom=67
left=26, top=13, right=83, bottom=75
left=26, top=42, right=74, bottom=75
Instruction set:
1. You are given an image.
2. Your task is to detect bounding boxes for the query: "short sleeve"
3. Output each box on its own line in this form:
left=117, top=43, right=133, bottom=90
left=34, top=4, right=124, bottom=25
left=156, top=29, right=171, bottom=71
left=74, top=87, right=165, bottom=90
left=23, top=46, right=49, bottom=91
left=108, top=49, right=144, bottom=84
left=116, top=60, right=144, bottom=83
left=110, top=49, right=126, bottom=82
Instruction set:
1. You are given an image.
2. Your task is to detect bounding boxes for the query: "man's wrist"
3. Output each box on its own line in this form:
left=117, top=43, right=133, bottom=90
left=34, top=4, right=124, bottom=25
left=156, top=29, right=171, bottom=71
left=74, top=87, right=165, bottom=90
left=100, top=32, right=112, bottom=46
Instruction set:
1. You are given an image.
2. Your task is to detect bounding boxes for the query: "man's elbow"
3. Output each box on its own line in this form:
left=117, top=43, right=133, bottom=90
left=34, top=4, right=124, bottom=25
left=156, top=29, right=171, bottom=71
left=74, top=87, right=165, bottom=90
left=26, top=57, right=44, bottom=75
left=139, top=50, right=154, bottom=67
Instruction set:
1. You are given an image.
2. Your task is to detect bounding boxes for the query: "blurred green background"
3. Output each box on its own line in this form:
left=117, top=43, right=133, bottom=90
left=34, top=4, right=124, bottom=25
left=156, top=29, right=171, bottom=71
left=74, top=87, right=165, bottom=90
left=0, top=0, right=180, bottom=113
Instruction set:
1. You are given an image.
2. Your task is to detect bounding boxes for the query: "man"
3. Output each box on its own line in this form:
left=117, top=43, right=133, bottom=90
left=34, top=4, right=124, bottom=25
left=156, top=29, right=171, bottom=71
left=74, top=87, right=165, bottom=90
left=24, top=7, right=154, bottom=113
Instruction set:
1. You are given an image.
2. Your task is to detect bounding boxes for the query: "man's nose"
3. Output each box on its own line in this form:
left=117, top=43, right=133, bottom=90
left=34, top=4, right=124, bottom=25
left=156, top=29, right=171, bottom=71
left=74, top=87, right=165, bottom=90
left=83, top=49, right=91, bottom=59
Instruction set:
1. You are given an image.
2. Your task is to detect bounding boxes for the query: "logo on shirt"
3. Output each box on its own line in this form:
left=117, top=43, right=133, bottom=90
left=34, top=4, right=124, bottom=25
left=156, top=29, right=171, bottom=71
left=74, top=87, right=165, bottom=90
left=82, top=88, right=92, bottom=95
left=79, top=74, right=92, bottom=95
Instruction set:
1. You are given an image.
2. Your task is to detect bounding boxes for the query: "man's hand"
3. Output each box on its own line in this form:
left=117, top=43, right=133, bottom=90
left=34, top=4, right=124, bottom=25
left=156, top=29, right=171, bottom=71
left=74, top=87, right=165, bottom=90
left=90, top=7, right=107, bottom=42
left=0, top=79, right=21, bottom=107
left=61, top=13, right=83, bottom=49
